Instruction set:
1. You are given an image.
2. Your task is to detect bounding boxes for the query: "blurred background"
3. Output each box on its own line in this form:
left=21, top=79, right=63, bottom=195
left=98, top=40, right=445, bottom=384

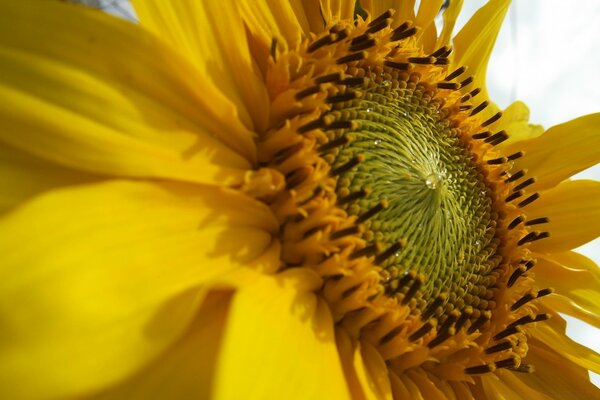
left=73, top=0, right=600, bottom=388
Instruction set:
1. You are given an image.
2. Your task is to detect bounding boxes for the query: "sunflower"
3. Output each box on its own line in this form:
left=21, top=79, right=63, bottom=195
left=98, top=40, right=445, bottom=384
left=1, top=0, right=599, bottom=398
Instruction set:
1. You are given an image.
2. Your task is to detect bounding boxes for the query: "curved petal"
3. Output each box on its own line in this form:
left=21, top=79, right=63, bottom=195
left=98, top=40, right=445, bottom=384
left=0, top=180, right=277, bottom=399
left=528, top=180, right=600, bottom=253
left=499, top=101, right=544, bottom=147
left=0, top=1, right=256, bottom=178
left=89, top=290, right=234, bottom=400
left=0, top=141, right=101, bottom=214
left=508, top=113, right=600, bottom=191
left=513, top=339, right=600, bottom=399
left=436, top=0, right=463, bottom=48
left=213, top=268, right=351, bottom=400
left=534, top=252, right=600, bottom=328
left=356, top=341, right=393, bottom=400
left=132, top=0, right=269, bottom=133
left=452, top=0, right=510, bottom=120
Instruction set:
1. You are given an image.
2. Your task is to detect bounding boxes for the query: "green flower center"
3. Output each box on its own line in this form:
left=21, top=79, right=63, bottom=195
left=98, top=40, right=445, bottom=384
left=322, top=66, right=499, bottom=310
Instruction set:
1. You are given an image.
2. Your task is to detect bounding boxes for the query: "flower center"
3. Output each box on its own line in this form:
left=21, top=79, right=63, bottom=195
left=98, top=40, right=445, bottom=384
left=251, top=8, right=553, bottom=386
left=323, top=65, right=497, bottom=309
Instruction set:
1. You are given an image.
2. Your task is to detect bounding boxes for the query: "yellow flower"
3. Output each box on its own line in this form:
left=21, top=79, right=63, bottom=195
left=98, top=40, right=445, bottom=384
left=0, top=0, right=599, bottom=398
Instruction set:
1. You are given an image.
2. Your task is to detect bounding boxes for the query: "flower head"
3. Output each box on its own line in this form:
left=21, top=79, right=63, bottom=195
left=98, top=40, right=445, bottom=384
left=0, top=0, right=599, bottom=399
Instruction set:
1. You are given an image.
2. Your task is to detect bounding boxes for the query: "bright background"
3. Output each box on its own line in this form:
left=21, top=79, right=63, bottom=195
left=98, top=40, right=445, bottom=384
left=78, top=0, right=600, bottom=389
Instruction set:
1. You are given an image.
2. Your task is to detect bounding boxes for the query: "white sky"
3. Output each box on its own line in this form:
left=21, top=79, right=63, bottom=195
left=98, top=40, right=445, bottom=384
left=83, top=0, right=600, bottom=389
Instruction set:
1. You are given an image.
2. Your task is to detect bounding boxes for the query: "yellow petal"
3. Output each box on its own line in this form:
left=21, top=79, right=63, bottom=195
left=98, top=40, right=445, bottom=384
left=499, top=101, right=544, bottom=147
left=319, top=0, right=355, bottom=24
left=436, top=0, right=463, bottom=47
left=478, top=373, right=533, bottom=400
left=212, top=268, right=351, bottom=400
left=508, top=113, right=600, bottom=191
left=0, top=180, right=277, bottom=399
left=89, top=290, right=234, bottom=399
left=362, top=0, right=416, bottom=27
left=527, top=180, right=600, bottom=253
left=0, top=141, right=100, bottom=214
left=452, top=0, right=510, bottom=119
left=534, top=252, right=600, bottom=328
left=0, top=0, right=256, bottom=175
left=511, top=339, right=600, bottom=399
left=415, top=0, right=443, bottom=52
left=531, top=322, right=600, bottom=375
left=132, top=0, right=269, bottom=133
left=355, top=341, right=393, bottom=400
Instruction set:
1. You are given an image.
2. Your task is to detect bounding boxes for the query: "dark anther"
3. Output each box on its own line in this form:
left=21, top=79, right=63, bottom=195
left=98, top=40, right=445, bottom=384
left=514, top=177, right=536, bottom=192
left=357, top=200, right=388, bottom=223
left=349, top=243, right=381, bottom=259
left=285, top=167, right=311, bottom=189
left=384, top=60, right=410, bottom=70
left=298, top=118, right=326, bottom=133
left=409, top=322, right=433, bottom=342
left=507, top=265, right=527, bottom=287
left=505, top=169, right=526, bottom=183
left=270, top=38, right=278, bottom=61
left=427, top=329, right=453, bottom=348
left=338, top=77, right=365, bottom=86
left=315, top=72, right=342, bottom=84
left=341, top=284, right=361, bottom=298
left=439, top=47, right=452, bottom=58
left=349, top=38, right=377, bottom=52
left=401, top=277, right=423, bottom=305
left=437, top=82, right=460, bottom=90
left=330, top=225, right=361, bottom=240
left=455, top=308, right=472, bottom=331
left=487, top=156, right=507, bottom=165
left=469, top=87, right=481, bottom=97
left=326, top=120, right=355, bottom=130
left=379, top=326, right=402, bottom=345
left=391, top=26, right=417, bottom=41
left=525, top=217, right=549, bottom=226
left=472, top=131, right=491, bottom=139
left=307, top=34, right=336, bottom=53
left=369, top=8, right=394, bottom=25
left=507, top=151, right=524, bottom=161
left=374, top=240, right=404, bottom=264
left=318, top=135, right=349, bottom=153
left=366, top=18, right=390, bottom=34
left=509, top=364, right=535, bottom=373
left=465, top=364, right=494, bottom=375
left=485, top=130, right=509, bottom=145
left=430, top=46, right=451, bottom=58
left=508, top=215, right=524, bottom=230
left=272, top=142, right=304, bottom=164
left=469, top=101, right=488, bottom=116
left=459, top=105, right=472, bottom=111
left=445, top=66, right=467, bottom=81
left=485, top=340, right=512, bottom=354
left=338, top=189, right=367, bottom=205
left=537, top=288, right=553, bottom=298
left=493, top=325, right=521, bottom=341
left=422, top=294, right=446, bottom=320
left=460, top=76, right=474, bottom=88
left=434, top=57, right=450, bottom=65
left=461, top=94, right=472, bottom=102
left=482, top=112, right=502, bottom=127
left=523, top=259, right=536, bottom=270
left=326, top=91, right=359, bottom=104
left=350, top=33, right=371, bottom=46
left=295, top=85, right=322, bottom=100
left=303, top=224, right=327, bottom=239
left=467, top=311, right=490, bottom=334
left=408, top=56, right=435, bottom=64
left=505, top=190, right=524, bottom=202
left=517, top=231, right=541, bottom=246
left=332, top=29, right=349, bottom=43
left=336, top=52, right=365, bottom=64
left=330, top=155, right=363, bottom=176
left=518, top=193, right=540, bottom=208
left=495, top=357, right=519, bottom=369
